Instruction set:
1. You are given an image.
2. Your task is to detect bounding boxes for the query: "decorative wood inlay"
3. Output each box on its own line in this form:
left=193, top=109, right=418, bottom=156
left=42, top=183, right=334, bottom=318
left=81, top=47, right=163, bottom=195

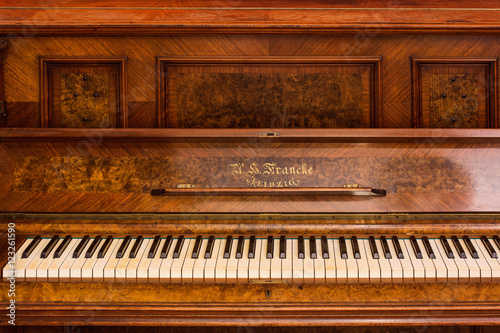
left=39, top=57, right=128, bottom=128
left=429, top=74, right=479, bottom=128
left=176, top=73, right=364, bottom=128
left=412, top=58, right=497, bottom=128
left=60, top=73, right=110, bottom=128
left=158, top=57, right=381, bottom=129
left=11, top=155, right=497, bottom=194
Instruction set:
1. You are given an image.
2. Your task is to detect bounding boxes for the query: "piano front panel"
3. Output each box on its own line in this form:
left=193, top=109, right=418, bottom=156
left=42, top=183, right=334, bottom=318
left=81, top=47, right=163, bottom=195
left=1, top=35, right=499, bottom=128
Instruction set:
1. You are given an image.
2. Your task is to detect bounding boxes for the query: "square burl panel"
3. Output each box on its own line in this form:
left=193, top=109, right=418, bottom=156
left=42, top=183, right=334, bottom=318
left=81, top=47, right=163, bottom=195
left=412, top=58, right=497, bottom=128
left=41, top=57, right=127, bottom=128
left=158, top=57, right=381, bottom=128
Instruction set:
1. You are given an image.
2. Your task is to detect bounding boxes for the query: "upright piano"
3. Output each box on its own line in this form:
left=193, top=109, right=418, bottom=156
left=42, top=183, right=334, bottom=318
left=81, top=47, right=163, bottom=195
left=1, top=1, right=500, bottom=332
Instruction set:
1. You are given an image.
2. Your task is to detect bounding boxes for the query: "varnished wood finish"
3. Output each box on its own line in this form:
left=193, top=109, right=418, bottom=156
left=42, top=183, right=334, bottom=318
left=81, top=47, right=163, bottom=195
left=158, top=57, right=381, bottom=128
left=40, top=57, right=128, bottom=128
left=0, top=1, right=500, bottom=35
left=0, top=38, right=7, bottom=124
left=0, top=129, right=499, bottom=213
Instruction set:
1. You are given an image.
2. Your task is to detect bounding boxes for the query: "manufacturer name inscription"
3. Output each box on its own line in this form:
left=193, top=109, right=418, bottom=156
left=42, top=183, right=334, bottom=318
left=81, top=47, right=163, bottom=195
left=230, top=162, right=313, bottom=188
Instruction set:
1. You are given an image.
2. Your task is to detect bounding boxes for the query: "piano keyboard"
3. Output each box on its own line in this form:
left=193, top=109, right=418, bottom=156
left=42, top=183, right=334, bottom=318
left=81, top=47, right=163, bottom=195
left=4, top=235, right=500, bottom=284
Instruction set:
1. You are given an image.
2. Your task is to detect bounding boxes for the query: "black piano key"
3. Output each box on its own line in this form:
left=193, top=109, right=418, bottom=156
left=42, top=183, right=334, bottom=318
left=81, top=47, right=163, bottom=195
left=410, top=236, right=423, bottom=259
left=321, top=236, right=329, bottom=259
left=481, top=236, right=497, bottom=259
left=380, top=236, right=391, bottom=259
left=129, top=236, right=144, bottom=258
left=85, top=235, right=102, bottom=258
left=116, top=236, right=131, bottom=259
left=54, top=235, right=72, bottom=258
left=223, top=236, right=233, bottom=259
left=339, top=237, right=348, bottom=259
left=298, top=236, right=305, bottom=259
left=41, top=235, right=59, bottom=258
left=351, top=236, right=361, bottom=259
left=204, top=236, right=215, bottom=259
left=440, top=236, right=454, bottom=259
left=148, top=236, right=161, bottom=259
left=309, top=236, right=317, bottom=259
left=280, top=236, right=286, bottom=259
left=266, top=236, right=274, bottom=259
left=493, top=236, right=500, bottom=252
left=236, top=236, right=244, bottom=259
left=73, top=235, right=90, bottom=258
left=22, top=236, right=41, bottom=258
left=451, top=236, right=466, bottom=259
left=248, top=236, right=256, bottom=259
left=422, top=236, right=436, bottom=259
left=463, top=236, right=479, bottom=259
left=173, top=235, right=185, bottom=259
left=368, top=236, right=379, bottom=259
left=160, top=235, right=173, bottom=259
left=392, top=236, right=404, bottom=259
left=98, top=236, right=113, bottom=258
left=192, top=236, right=203, bottom=259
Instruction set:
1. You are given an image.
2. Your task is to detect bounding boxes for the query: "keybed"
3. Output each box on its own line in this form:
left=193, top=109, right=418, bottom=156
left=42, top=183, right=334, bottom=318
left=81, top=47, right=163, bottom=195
left=4, top=235, right=500, bottom=284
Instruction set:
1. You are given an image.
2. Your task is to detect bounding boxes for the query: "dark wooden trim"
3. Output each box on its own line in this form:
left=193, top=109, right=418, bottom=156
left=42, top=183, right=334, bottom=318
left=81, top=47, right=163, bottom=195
left=156, top=56, right=382, bottom=129
left=411, top=57, right=498, bottom=129
left=1, top=128, right=500, bottom=143
left=151, top=187, right=386, bottom=196
left=39, top=56, right=128, bottom=128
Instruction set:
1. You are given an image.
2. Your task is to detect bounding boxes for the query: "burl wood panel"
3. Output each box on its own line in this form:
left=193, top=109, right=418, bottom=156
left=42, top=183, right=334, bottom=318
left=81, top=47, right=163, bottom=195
left=1, top=132, right=500, bottom=213
left=175, top=73, right=364, bottom=128
left=4, top=35, right=500, bottom=128
left=413, top=59, right=497, bottom=128
left=11, top=155, right=486, bottom=194
left=60, top=72, right=110, bottom=128
left=161, top=58, right=379, bottom=129
left=428, top=74, right=479, bottom=128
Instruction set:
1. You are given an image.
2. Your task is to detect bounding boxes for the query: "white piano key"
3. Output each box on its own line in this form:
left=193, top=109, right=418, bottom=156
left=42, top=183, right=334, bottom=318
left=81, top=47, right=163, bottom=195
left=248, top=239, right=262, bottom=282
left=259, top=238, right=271, bottom=280
left=344, top=239, right=358, bottom=284
left=397, top=239, right=415, bottom=283
left=333, top=238, right=347, bottom=283
left=374, top=239, right=392, bottom=283
left=2, top=237, right=33, bottom=281
left=413, top=238, right=436, bottom=283
left=126, top=239, right=150, bottom=282
left=92, top=239, right=119, bottom=282
left=236, top=237, right=250, bottom=283
left=180, top=238, right=197, bottom=283
left=447, top=238, right=470, bottom=283
left=354, top=238, right=370, bottom=284
left=114, top=238, right=136, bottom=283
left=360, top=239, right=380, bottom=283
left=81, top=238, right=102, bottom=282
left=457, top=238, right=481, bottom=283
left=432, top=239, right=458, bottom=283
left=35, top=238, right=61, bottom=282
left=226, top=238, right=239, bottom=284
left=292, top=238, right=303, bottom=283
left=23, top=238, right=50, bottom=282
left=204, top=239, right=222, bottom=283
left=270, top=238, right=282, bottom=280
left=215, top=238, right=231, bottom=283
left=313, top=238, right=326, bottom=283
left=385, top=239, right=403, bottom=283
left=303, top=238, right=315, bottom=283
left=159, top=238, right=178, bottom=283
left=171, top=238, right=191, bottom=283
left=47, top=239, right=79, bottom=282
left=473, top=238, right=497, bottom=282
left=324, top=238, right=336, bottom=283
left=281, top=239, right=293, bottom=282
left=403, top=239, right=425, bottom=283
left=192, top=238, right=209, bottom=283
left=104, top=238, right=127, bottom=282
